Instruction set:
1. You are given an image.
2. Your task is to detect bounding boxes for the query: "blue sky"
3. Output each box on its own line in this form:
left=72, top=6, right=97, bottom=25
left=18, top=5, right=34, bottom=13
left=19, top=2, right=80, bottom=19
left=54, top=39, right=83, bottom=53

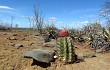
left=0, top=0, right=107, bottom=28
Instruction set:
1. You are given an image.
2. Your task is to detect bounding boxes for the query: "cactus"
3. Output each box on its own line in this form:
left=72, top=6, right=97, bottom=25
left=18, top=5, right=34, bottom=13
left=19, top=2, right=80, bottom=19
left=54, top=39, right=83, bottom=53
left=57, top=36, right=75, bottom=63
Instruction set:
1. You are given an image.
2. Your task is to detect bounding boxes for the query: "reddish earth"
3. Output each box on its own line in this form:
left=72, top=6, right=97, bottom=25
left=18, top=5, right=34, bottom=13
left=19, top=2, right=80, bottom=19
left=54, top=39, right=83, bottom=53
left=0, top=30, right=110, bottom=70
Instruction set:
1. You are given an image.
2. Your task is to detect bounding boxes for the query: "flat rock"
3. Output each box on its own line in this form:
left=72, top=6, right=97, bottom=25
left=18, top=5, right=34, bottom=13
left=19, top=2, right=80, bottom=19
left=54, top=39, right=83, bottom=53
left=43, top=41, right=57, bottom=51
left=77, top=52, right=96, bottom=58
left=43, top=41, right=56, bottom=47
left=22, top=48, right=55, bottom=63
left=30, top=41, right=45, bottom=46
left=96, top=49, right=103, bottom=53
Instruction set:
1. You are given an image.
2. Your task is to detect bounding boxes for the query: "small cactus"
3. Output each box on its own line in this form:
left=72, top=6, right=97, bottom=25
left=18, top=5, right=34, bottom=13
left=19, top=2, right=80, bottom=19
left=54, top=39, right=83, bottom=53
left=57, top=36, right=76, bottom=63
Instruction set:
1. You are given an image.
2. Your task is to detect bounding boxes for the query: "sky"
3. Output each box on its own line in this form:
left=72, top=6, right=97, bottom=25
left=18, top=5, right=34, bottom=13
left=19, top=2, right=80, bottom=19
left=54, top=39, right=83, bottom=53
left=0, top=0, right=108, bottom=28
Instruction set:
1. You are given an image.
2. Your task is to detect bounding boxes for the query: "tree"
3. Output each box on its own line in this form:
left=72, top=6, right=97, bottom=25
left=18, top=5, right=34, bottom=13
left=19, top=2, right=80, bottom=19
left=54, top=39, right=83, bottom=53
left=10, top=16, right=14, bottom=29
left=33, top=3, right=44, bottom=34
left=100, top=0, right=110, bottom=27
left=22, top=16, right=33, bottom=28
left=15, top=23, right=18, bottom=28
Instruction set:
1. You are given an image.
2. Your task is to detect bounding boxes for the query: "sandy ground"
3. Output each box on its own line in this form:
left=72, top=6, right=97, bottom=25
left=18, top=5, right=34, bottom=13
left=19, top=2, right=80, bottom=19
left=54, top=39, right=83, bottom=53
left=0, top=30, right=110, bottom=70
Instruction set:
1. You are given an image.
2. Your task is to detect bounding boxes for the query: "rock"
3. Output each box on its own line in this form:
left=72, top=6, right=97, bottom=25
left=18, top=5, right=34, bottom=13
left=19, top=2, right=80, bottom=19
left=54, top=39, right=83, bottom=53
left=14, top=44, right=23, bottom=49
left=22, top=49, right=55, bottom=63
left=96, top=49, right=103, bottom=53
left=43, top=41, right=56, bottom=47
left=77, top=55, right=85, bottom=61
left=8, top=37, right=18, bottom=40
left=30, top=41, right=45, bottom=46
left=43, top=41, right=57, bottom=51
left=34, top=34, right=40, bottom=36
left=3, top=33, right=7, bottom=35
left=77, top=52, right=96, bottom=58
left=20, top=38, right=25, bottom=41
left=13, top=33, right=19, bottom=36
left=10, top=43, right=15, bottom=46
left=31, top=33, right=40, bottom=36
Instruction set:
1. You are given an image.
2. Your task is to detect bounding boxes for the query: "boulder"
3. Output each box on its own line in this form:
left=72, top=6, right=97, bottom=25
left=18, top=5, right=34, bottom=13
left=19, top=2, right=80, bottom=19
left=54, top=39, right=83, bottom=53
left=22, top=49, right=55, bottom=63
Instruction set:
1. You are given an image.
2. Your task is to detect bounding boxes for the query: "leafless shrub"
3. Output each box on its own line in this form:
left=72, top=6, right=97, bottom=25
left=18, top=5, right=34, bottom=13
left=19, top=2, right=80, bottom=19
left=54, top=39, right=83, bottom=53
left=100, top=1, right=110, bottom=27
left=0, top=22, right=11, bottom=31
left=33, top=3, right=44, bottom=35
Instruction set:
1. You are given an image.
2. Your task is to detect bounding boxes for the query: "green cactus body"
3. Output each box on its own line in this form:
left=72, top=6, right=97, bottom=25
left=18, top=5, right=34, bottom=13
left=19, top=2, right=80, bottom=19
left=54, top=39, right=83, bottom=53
left=57, top=36, right=75, bottom=63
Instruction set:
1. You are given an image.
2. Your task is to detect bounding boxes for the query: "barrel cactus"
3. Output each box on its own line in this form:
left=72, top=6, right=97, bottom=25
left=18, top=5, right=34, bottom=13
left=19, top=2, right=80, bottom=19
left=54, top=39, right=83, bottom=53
left=57, top=36, right=76, bottom=63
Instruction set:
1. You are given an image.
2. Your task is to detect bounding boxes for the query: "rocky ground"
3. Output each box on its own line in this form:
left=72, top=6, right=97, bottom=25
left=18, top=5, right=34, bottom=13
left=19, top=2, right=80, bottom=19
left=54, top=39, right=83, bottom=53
left=0, top=30, right=110, bottom=70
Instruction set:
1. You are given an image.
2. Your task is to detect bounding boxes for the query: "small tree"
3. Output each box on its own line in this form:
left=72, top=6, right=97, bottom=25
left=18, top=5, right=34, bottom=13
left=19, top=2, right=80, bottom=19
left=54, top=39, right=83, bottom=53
left=22, top=16, right=33, bottom=28
left=15, top=23, right=18, bottom=28
left=10, top=16, right=14, bottom=29
left=100, top=1, right=110, bottom=27
left=33, top=3, right=44, bottom=35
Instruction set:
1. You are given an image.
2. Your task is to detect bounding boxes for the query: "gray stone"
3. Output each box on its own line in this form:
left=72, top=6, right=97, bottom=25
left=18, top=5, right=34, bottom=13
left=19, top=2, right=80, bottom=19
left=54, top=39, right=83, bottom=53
left=77, top=52, right=96, bottom=58
left=14, top=44, right=23, bottom=49
left=96, top=49, right=103, bottom=53
left=32, top=36, right=44, bottom=41
left=22, top=49, right=55, bottom=63
left=20, top=38, right=25, bottom=41
left=43, top=41, right=57, bottom=51
left=43, top=41, right=56, bottom=47
left=30, top=41, right=45, bottom=46
left=77, top=55, right=85, bottom=61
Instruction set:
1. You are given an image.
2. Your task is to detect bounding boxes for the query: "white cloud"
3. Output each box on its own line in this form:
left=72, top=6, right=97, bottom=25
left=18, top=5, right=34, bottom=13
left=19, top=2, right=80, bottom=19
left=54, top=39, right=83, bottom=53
left=71, top=21, right=89, bottom=28
left=54, top=21, right=89, bottom=29
left=49, top=17, right=57, bottom=22
left=76, top=21, right=89, bottom=24
left=55, top=22, right=66, bottom=29
left=0, top=5, right=15, bottom=10
left=22, top=16, right=33, bottom=18
left=47, top=16, right=90, bottom=29
left=80, top=15, right=97, bottom=19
